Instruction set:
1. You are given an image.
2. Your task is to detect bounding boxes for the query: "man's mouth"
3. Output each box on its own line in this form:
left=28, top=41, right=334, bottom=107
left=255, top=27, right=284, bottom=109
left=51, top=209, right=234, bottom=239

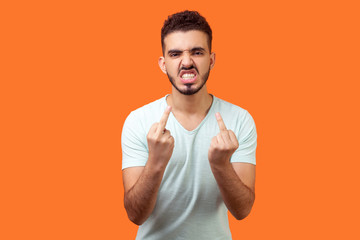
left=179, top=69, right=197, bottom=84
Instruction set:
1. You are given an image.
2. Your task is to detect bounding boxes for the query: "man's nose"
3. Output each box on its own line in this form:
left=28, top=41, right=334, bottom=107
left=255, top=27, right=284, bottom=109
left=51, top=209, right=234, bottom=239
left=181, top=52, right=193, bottom=67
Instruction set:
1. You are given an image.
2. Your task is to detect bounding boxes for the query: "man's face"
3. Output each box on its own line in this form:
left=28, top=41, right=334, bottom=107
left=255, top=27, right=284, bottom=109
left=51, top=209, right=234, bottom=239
left=159, top=30, right=215, bottom=95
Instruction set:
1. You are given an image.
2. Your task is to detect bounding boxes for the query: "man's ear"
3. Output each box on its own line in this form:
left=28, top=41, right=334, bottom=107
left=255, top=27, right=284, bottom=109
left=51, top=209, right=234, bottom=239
left=158, top=57, right=167, bottom=74
left=210, top=52, right=216, bottom=70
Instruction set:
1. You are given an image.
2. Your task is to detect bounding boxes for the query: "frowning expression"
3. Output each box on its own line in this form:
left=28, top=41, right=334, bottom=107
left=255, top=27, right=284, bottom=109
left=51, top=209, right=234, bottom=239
left=159, top=30, right=215, bottom=95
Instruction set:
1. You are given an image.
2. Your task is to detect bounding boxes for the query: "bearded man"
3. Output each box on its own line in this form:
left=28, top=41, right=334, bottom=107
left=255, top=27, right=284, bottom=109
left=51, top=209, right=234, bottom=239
left=121, top=10, right=257, bottom=240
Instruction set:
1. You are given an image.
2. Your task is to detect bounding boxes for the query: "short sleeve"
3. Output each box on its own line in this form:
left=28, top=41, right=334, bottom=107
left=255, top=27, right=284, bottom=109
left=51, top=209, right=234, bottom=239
left=121, top=112, right=149, bottom=169
left=230, top=111, right=257, bottom=165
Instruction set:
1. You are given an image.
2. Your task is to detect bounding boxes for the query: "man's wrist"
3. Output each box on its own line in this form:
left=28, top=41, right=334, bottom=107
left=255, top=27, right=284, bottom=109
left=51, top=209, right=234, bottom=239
left=209, top=157, right=232, bottom=172
left=146, top=155, right=168, bottom=173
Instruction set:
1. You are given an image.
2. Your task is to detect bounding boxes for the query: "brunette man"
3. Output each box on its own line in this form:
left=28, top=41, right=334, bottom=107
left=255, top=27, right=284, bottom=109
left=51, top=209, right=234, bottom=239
left=122, top=10, right=257, bottom=240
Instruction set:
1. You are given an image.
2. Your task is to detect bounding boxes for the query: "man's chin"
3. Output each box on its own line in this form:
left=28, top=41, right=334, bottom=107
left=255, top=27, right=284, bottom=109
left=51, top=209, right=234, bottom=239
left=173, top=84, right=201, bottom=95
left=181, top=84, right=199, bottom=95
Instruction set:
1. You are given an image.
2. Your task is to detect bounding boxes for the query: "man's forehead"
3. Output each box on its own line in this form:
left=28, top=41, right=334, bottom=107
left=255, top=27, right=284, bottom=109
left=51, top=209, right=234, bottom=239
left=164, top=30, right=209, bottom=52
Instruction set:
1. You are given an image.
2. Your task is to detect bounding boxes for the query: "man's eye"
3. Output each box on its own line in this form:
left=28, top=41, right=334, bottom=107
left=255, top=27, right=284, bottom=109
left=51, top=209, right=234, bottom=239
left=170, top=53, right=180, bottom=57
left=193, top=51, right=203, bottom=55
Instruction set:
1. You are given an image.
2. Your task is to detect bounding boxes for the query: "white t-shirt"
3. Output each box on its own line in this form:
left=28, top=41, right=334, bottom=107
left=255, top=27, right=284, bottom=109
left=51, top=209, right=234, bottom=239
left=121, top=95, right=257, bottom=240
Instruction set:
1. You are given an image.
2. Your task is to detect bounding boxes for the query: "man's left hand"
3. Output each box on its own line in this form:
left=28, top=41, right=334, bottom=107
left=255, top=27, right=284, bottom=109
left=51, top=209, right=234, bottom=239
left=208, top=112, right=239, bottom=166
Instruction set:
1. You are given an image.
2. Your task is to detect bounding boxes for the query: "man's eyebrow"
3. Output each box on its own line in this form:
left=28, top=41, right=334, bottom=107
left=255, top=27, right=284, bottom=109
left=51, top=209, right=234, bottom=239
left=167, top=49, right=182, bottom=54
left=190, top=47, right=206, bottom=52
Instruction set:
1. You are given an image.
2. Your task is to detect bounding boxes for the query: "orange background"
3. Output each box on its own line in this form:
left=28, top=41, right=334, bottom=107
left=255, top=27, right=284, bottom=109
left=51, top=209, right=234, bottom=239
left=1, top=0, right=359, bottom=239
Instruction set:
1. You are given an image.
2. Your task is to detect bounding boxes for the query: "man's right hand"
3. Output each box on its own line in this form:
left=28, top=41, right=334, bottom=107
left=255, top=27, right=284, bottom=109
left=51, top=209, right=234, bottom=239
left=123, top=106, right=174, bottom=225
left=146, top=106, right=174, bottom=168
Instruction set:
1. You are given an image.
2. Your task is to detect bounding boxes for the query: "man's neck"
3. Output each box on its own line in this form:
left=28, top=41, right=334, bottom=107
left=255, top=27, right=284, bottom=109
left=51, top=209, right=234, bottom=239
left=166, top=86, right=213, bottom=116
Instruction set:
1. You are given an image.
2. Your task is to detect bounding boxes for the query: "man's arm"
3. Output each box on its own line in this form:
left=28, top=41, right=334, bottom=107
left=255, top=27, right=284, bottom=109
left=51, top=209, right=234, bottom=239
left=123, top=163, right=166, bottom=225
left=122, top=106, right=174, bottom=225
left=208, top=113, right=256, bottom=220
left=210, top=162, right=255, bottom=220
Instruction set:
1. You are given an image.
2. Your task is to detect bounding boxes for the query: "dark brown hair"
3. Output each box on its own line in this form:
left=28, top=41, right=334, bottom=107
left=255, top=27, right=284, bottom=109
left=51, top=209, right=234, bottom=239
left=161, top=10, right=212, bottom=54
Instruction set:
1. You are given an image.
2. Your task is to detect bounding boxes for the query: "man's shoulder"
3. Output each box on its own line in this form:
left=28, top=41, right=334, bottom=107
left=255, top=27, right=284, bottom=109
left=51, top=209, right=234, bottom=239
left=214, top=96, right=249, bottom=116
left=213, top=96, right=256, bottom=130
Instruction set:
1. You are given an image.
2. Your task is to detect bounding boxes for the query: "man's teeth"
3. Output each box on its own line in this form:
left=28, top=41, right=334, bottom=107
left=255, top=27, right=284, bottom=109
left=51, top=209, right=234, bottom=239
left=181, top=73, right=195, bottom=79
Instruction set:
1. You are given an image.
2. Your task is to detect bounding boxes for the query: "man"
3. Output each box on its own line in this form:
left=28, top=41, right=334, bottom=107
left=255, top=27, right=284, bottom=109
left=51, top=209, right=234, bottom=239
left=121, top=10, right=257, bottom=240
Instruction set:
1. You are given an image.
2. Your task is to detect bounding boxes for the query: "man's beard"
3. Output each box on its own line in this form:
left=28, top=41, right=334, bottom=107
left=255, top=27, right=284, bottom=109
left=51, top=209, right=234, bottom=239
left=167, top=68, right=210, bottom=96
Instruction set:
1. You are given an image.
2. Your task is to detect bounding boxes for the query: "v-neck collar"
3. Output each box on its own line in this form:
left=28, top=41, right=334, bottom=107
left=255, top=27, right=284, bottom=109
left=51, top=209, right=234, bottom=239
left=164, top=94, right=217, bottom=135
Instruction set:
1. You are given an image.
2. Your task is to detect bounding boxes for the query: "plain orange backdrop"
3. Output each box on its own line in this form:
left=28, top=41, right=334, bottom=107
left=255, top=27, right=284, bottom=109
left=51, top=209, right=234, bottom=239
left=1, top=0, right=359, bottom=239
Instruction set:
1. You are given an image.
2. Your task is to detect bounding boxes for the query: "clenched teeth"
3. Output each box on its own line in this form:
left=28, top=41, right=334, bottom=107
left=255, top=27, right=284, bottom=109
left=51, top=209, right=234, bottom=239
left=181, top=73, right=195, bottom=79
